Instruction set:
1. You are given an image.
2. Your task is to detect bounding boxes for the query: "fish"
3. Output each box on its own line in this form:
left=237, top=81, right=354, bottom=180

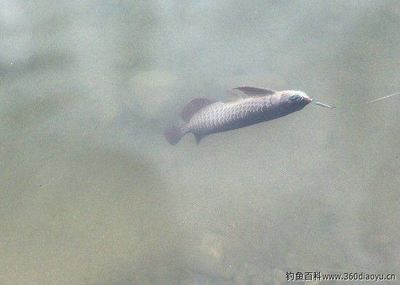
left=164, top=86, right=328, bottom=145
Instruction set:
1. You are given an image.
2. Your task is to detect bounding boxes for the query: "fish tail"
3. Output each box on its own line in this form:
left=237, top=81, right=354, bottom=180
left=164, top=125, right=186, bottom=145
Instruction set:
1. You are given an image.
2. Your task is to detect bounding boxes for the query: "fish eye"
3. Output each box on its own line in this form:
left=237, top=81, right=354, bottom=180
left=289, top=95, right=302, bottom=102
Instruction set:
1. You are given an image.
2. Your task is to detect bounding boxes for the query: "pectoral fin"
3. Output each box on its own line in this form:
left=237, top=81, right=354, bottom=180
left=226, top=89, right=245, bottom=101
left=233, top=86, right=276, bottom=96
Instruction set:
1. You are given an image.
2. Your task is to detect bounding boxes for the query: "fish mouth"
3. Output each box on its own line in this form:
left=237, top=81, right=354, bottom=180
left=304, top=96, right=313, bottom=103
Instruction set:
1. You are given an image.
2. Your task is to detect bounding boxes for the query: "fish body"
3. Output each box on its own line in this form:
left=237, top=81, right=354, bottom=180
left=164, top=87, right=312, bottom=145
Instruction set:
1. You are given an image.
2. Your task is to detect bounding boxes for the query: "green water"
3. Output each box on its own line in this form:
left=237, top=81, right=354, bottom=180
left=1, top=1, right=399, bottom=284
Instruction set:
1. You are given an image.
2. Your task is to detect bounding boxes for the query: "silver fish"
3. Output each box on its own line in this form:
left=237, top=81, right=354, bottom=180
left=164, top=86, right=313, bottom=145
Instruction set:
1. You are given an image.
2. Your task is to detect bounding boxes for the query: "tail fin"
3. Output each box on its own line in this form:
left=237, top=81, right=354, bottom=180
left=164, top=126, right=185, bottom=145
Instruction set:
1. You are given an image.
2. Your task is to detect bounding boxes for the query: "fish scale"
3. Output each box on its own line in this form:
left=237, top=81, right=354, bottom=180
left=187, top=96, right=270, bottom=135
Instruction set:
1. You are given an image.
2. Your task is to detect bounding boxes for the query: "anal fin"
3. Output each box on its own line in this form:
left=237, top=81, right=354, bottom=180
left=181, top=98, right=214, bottom=122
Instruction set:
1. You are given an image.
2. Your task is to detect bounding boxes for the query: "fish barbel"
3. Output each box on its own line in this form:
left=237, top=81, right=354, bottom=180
left=164, top=86, right=314, bottom=145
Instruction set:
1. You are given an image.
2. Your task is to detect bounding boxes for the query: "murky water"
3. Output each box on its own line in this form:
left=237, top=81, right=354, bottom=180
left=1, top=1, right=399, bottom=284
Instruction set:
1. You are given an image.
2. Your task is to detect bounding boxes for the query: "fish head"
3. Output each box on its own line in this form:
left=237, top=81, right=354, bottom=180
left=280, top=90, right=312, bottom=111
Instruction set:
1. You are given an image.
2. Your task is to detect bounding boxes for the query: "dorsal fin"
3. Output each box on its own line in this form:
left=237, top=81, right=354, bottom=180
left=194, top=133, right=204, bottom=144
left=181, top=98, right=214, bottom=122
left=233, top=86, right=276, bottom=96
